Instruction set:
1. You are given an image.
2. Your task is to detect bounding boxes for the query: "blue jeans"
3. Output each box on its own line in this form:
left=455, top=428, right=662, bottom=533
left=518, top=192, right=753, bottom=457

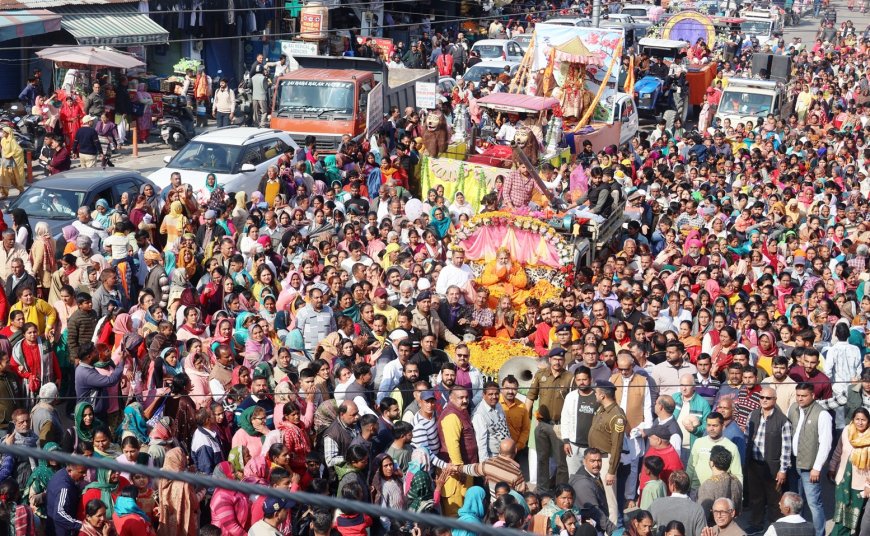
left=813, top=0, right=821, bottom=16
left=796, top=469, right=825, bottom=536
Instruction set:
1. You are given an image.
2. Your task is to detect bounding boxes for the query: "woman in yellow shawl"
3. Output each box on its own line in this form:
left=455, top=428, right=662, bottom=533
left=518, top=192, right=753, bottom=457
left=0, top=126, right=24, bottom=196
left=830, top=407, right=870, bottom=536
left=477, top=247, right=529, bottom=308
left=159, top=201, right=188, bottom=250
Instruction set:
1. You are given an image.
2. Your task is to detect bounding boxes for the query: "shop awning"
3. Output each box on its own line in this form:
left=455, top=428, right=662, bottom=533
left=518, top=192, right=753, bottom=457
left=51, top=4, right=169, bottom=47
left=0, top=10, right=61, bottom=42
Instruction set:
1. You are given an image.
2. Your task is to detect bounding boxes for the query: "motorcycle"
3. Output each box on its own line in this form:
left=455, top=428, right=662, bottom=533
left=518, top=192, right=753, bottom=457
left=19, top=114, right=45, bottom=157
left=233, top=87, right=253, bottom=126
left=159, top=95, right=196, bottom=150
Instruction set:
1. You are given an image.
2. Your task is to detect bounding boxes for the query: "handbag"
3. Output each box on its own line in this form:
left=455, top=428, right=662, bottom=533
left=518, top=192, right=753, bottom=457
left=131, top=102, right=145, bottom=118
left=196, top=104, right=207, bottom=117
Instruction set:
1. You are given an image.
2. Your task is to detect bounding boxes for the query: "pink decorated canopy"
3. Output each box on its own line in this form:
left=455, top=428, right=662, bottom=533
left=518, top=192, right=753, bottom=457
left=455, top=214, right=573, bottom=268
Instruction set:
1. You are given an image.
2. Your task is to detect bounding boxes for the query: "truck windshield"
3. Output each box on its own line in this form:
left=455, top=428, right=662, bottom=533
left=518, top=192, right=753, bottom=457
left=740, top=20, right=772, bottom=36
left=276, top=80, right=354, bottom=114
left=718, top=91, right=773, bottom=116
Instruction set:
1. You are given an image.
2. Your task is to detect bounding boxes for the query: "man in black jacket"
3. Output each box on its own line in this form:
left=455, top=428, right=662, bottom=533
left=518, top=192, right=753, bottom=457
left=568, top=450, right=616, bottom=534
left=72, top=115, right=102, bottom=168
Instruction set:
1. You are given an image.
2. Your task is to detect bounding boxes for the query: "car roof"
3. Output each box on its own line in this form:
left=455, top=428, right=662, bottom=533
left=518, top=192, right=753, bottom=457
left=471, top=60, right=520, bottom=67
left=473, top=39, right=515, bottom=46
left=622, top=4, right=653, bottom=9
left=189, top=127, right=291, bottom=145
left=29, top=169, right=150, bottom=191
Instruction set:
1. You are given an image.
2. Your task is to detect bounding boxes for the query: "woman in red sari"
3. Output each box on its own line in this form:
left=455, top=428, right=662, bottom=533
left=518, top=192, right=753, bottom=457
left=59, top=95, right=84, bottom=148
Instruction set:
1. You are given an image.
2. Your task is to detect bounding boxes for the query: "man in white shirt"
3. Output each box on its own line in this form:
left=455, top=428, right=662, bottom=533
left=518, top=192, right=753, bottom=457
left=435, top=248, right=474, bottom=298
left=472, top=382, right=510, bottom=461
left=787, top=383, right=832, bottom=536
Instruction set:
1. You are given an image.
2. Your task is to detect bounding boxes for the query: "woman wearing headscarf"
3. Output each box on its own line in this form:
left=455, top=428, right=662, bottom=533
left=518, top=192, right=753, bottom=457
left=454, top=486, right=487, bottom=536
left=62, top=401, right=101, bottom=452
left=147, top=417, right=175, bottom=469
left=448, top=191, right=474, bottom=224
left=22, top=442, right=60, bottom=520
left=159, top=201, right=188, bottom=250
left=114, top=488, right=157, bottom=536
left=754, top=331, right=779, bottom=376
left=0, top=127, right=24, bottom=196
left=405, top=448, right=437, bottom=511
left=232, top=406, right=268, bottom=458
left=210, top=461, right=250, bottom=536
left=830, top=407, right=870, bottom=536
left=30, top=222, right=55, bottom=301
left=157, top=448, right=200, bottom=536
left=135, top=82, right=153, bottom=140
left=80, top=468, right=128, bottom=520
left=429, top=205, right=453, bottom=241
left=183, top=352, right=211, bottom=409
left=59, top=94, right=83, bottom=148
left=243, top=322, right=273, bottom=369
left=370, top=453, right=406, bottom=531
left=116, top=403, right=149, bottom=444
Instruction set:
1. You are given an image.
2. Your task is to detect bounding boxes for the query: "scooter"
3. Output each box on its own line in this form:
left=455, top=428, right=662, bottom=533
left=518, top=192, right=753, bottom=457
left=19, top=114, right=45, bottom=156
left=158, top=95, right=196, bottom=150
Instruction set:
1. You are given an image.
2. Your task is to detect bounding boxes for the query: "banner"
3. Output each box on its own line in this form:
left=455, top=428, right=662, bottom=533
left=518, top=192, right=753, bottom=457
left=367, top=82, right=384, bottom=136
left=532, top=23, right=624, bottom=123
left=356, top=36, right=395, bottom=61
left=279, top=41, right=318, bottom=71
left=415, top=82, right=437, bottom=109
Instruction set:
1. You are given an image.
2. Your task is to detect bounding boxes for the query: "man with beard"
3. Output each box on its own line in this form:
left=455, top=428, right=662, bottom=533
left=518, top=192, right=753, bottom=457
left=500, top=375, right=530, bottom=452
left=561, top=366, right=599, bottom=474
left=652, top=340, right=696, bottom=398
left=411, top=333, right=449, bottom=382
left=411, top=290, right=461, bottom=347
left=437, top=285, right=474, bottom=339
left=390, top=361, right=420, bottom=414
left=401, top=380, right=430, bottom=423
left=377, top=339, right=413, bottom=404
left=344, top=362, right=377, bottom=416
left=235, top=375, right=276, bottom=428
left=434, top=362, right=457, bottom=411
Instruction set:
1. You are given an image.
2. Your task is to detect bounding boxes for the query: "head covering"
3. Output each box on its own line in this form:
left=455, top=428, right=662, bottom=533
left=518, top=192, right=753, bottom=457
left=114, top=496, right=150, bottom=523
left=228, top=446, right=247, bottom=474
left=23, top=442, right=59, bottom=504
left=429, top=206, right=451, bottom=239
left=454, top=486, right=486, bottom=536
left=116, top=403, right=149, bottom=444
left=238, top=406, right=265, bottom=440
left=74, top=401, right=101, bottom=443
left=84, top=468, right=120, bottom=517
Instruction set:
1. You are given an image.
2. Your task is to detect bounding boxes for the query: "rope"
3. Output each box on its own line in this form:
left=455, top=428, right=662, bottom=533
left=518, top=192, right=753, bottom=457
left=0, top=443, right=527, bottom=536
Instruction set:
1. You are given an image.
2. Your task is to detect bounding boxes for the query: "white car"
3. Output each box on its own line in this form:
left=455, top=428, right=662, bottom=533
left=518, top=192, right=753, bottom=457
left=148, top=127, right=299, bottom=195
left=471, top=39, right=525, bottom=62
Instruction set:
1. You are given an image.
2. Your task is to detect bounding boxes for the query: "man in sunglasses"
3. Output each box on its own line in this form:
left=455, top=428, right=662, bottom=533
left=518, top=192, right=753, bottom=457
left=745, top=386, right=793, bottom=532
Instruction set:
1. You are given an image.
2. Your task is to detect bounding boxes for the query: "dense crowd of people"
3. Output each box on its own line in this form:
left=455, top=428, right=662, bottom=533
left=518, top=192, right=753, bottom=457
left=1, top=4, right=870, bottom=536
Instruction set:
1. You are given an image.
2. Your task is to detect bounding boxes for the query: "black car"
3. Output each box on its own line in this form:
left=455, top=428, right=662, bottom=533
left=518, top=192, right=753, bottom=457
left=5, top=169, right=156, bottom=254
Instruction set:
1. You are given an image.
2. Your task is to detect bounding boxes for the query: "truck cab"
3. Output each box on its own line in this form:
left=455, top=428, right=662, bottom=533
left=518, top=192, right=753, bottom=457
left=714, top=78, right=785, bottom=128
left=739, top=10, right=782, bottom=46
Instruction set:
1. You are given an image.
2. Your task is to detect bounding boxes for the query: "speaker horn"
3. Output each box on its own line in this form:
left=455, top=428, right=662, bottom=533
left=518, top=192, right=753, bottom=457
left=498, top=356, right=541, bottom=390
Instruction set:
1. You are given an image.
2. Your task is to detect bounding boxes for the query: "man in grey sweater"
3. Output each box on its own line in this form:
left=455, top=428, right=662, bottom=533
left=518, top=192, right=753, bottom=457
left=648, top=470, right=707, bottom=536
left=73, top=342, right=125, bottom=422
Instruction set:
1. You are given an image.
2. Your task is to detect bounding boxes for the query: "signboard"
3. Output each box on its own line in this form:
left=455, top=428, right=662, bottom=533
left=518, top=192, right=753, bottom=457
left=299, top=11, right=324, bottom=38
left=415, top=82, right=438, bottom=109
left=279, top=40, right=318, bottom=71
left=355, top=36, right=395, bottom=61
left=530, top=23, right=625, bottom=123
left=367, top=82, right=384, bottom=136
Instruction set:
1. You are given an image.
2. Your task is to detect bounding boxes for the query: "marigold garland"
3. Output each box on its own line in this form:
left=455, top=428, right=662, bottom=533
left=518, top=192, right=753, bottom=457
left=447, top=339, right=538, bottom=376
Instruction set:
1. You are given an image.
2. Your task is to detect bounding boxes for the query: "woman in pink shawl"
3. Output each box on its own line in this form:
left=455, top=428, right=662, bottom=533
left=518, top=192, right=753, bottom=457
left=209, top=461, right=250, bottom=536
left=243, top=454, right=268, bottom=485
left=243, top=322, right=273, bottom=369
left=183, top=352, right=211, bottom=409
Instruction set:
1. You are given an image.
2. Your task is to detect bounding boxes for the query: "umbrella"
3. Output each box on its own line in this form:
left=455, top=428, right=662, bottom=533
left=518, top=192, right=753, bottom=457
left=36, top=45, right=143, bottom=69
left=551, top=36, right=600, bottom=65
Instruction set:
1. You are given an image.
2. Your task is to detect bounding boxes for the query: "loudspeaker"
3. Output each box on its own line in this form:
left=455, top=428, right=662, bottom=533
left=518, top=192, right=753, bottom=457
left=751, top=53, right=773, bottom=79
left=769, top=54, right=792, bottom=83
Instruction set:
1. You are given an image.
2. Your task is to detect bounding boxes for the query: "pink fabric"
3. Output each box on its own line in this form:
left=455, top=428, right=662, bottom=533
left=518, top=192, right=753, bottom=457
left=231, top=429, right=264, bottom=459
left=209, top=486, right=250, bottom=536
left=570, top=163, right=589, bottom=194
left=242, top=455, right=268, bottom=485
left=459, top=224, right=561, bottom=268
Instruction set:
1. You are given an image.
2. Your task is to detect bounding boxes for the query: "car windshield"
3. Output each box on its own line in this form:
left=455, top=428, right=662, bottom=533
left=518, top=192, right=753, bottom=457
left=740, top=20, right=772, bottom=35
left=474, top=45, right=503, bottom=58
left=719, top=91, right=773, bottom=116
left=621, top=8, right=647, bottom=17
left=464, top=66, right=508, bottom=83
left=275, top=80, right=354, bottom=113
left=169, top=142, right=243, bottom=174
left=9, top=187, right=84, bottom=219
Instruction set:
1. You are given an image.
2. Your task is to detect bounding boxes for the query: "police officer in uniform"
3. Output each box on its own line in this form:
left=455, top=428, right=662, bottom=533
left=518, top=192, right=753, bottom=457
left=588, top=380, right=626, bottom=526
left=525, top=347, right=573, bottom=494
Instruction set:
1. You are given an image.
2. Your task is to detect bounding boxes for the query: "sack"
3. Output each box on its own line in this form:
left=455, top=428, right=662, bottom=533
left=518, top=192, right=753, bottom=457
left=196, top=104, right=207, bottom=117
left=131, top=102, right=145, bottom=118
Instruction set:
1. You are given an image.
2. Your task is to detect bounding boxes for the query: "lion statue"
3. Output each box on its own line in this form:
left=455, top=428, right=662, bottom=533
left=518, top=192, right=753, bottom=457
left=421, top=112, right=450, bottom=158
left=512, top=126, right=541, bottom=167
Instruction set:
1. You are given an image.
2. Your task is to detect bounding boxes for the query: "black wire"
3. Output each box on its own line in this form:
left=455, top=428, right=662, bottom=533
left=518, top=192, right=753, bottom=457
left=0, top=443, right=528, bottom=536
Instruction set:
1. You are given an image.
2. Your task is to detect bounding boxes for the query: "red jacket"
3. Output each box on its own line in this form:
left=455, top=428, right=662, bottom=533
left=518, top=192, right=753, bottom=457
left=114, top=512, right=157, bottom=536
left=334, top=513, right=372, bottom=536
left=639, top=444, right=683, bottom=493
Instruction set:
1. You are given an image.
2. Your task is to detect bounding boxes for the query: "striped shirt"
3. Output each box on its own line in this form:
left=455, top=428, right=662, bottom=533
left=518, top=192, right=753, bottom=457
left=411, top=411, right=447, bottom=469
